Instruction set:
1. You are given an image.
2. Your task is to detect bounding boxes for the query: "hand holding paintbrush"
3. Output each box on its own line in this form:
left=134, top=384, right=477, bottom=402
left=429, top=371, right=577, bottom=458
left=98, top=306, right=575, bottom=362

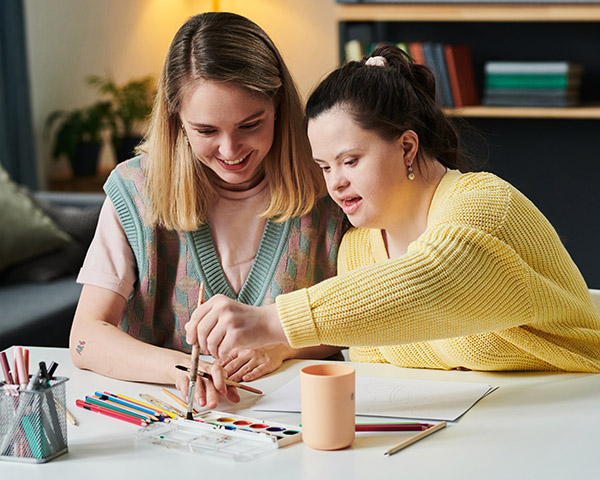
left=184, top=282, right=242, bottom=414
left=186, top=282, right=205, bottom=420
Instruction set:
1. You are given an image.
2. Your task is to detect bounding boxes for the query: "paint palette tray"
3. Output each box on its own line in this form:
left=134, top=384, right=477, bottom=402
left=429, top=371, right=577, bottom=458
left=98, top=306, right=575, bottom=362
left=135, top=410, right=302, bottom=462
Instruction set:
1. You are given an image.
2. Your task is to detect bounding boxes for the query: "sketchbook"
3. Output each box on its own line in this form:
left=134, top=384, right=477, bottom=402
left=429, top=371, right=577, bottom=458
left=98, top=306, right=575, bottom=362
left=252, top=375, right=497, bottom=422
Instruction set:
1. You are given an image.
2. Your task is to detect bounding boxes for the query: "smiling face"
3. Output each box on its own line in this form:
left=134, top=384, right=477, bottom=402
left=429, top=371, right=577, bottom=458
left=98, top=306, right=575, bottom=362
left=179, top=80, right=276, bottom=190
left=308, top=107, right=413, bottom=230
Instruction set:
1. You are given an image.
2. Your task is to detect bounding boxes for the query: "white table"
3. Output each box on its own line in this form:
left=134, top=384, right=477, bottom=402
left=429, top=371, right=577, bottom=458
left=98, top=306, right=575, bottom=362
left=1, top=346, right=599, bottom=479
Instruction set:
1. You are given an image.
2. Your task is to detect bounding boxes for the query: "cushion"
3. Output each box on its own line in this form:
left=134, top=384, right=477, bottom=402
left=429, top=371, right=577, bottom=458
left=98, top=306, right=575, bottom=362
left=0, top=164, right=70, bottom=271
left=1, top=191, right=102, bottom=282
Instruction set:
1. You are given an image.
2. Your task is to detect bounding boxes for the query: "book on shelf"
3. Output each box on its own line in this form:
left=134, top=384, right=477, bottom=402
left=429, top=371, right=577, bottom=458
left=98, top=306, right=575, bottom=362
left=421, top=42, right=454, bottom=107
left=483, top=61, right=583, bottom=89
left=407, top=41, right=426, bottom=66
left=345, top=39, right=364, bottom=62
left=483, top=87, right=580, bottom=107
left=485, top=74, right=582, bottom=90
left=444, top=44, right=479, bottom=108
left=484, top=61, right=583, bottom=76
left=432, top=43, right=455, bottom=108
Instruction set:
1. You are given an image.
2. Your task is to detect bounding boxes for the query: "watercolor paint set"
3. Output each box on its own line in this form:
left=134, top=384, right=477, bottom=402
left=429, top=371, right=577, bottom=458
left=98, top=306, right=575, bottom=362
left=135, top=410, right=302, bottom=461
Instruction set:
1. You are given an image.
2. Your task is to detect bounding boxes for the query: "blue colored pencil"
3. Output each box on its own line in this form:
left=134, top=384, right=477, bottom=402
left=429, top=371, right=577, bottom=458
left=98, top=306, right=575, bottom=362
left=94, top=391, right=165, bottom=419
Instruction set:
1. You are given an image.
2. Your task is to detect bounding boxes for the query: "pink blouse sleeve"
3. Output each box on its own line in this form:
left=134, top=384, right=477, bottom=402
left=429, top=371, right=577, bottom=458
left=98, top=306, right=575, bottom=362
left=76, top=197, right=137, bottom=299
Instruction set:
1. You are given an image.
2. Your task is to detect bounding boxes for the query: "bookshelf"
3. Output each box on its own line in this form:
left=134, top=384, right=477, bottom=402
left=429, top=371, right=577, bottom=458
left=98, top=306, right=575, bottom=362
left=336, top=2, right=600, bottom=288
left=337, top=3, right=600, bottom=118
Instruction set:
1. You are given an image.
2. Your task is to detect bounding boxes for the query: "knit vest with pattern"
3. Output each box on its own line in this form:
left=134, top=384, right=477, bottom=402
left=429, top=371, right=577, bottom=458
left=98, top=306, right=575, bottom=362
left=104, top=156, right=347, bottom=352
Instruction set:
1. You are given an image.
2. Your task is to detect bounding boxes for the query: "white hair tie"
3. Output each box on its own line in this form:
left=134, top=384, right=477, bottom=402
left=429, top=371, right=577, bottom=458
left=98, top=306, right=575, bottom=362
left=365, top=56, right=388, bottom=67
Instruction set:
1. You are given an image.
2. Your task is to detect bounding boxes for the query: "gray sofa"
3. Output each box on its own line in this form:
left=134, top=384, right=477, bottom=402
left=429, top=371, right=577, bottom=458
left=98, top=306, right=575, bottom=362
left=0, top=191, right=105, bottom=351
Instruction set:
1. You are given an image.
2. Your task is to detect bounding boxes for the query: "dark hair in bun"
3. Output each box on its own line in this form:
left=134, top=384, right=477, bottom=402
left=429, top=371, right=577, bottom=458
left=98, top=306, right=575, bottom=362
left=306, top=43, right=468, bottom=172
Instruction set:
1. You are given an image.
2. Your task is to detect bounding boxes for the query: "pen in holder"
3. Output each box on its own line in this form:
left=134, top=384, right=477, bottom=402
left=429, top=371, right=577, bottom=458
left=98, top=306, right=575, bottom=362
left=0, top=377, right=69, bottom=463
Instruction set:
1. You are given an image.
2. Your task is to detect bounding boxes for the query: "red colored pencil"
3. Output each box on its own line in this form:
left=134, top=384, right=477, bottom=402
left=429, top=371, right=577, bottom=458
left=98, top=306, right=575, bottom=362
left=76, top=399, right=148, bottom=427
left=355, top=423, right=433, bottom=432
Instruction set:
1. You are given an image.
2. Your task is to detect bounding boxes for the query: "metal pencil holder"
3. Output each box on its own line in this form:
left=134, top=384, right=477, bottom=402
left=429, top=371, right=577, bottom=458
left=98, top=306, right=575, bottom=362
left=0, top=377, right=69, bottom=463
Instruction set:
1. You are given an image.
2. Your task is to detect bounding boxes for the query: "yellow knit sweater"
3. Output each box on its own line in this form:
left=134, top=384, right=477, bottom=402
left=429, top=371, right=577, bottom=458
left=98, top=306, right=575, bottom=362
left=276, top=170, right=600, bottom=372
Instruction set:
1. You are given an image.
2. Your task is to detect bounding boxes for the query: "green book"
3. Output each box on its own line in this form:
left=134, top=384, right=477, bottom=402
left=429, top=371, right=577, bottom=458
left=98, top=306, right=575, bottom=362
left=485, top=74, right=580, bottom=89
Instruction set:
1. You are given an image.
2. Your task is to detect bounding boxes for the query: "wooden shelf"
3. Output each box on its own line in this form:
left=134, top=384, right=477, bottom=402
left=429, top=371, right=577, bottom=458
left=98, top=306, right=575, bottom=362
left=444, top=104, right=600, bottom=119
left=336, top=4, right=600, bottom=22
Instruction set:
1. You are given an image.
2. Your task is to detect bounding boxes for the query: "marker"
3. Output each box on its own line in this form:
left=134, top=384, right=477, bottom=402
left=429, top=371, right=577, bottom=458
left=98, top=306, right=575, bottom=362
left=14, top=347, right=28, bottom=389
left=23, top=348, right=29, bottom=377
left=76, top=400, right=148, bottom=427
left=47, top=361, right=59, bottom=379
left=0, top=351, right=14, bottom=385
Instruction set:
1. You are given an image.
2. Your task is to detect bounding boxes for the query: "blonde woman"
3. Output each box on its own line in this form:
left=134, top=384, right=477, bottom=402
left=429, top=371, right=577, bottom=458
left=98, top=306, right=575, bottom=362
left=70, top=12, right=347, bottom=408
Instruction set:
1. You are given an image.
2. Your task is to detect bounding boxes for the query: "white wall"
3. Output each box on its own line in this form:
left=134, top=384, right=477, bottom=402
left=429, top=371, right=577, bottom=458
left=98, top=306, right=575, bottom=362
left=23, top=0, right=338, bottom=187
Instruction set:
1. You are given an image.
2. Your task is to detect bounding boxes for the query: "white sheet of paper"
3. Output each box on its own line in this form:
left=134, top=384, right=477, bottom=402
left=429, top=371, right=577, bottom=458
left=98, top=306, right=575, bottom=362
left=252, top=375, right=497, bottom=422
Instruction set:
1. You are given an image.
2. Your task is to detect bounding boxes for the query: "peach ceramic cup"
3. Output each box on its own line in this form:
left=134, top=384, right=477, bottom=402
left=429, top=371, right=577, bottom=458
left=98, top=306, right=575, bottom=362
left=300, top=364, right=355, bottom=450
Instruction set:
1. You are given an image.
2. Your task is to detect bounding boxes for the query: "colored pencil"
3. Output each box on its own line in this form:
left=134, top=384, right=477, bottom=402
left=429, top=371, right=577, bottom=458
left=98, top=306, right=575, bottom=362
left=95, top=391, right=166, bottom=420
left=90, top=395, right=159, bottom=421
left=356, top=423, right=433, bottom=432
left=140, top=393, right=184, bottom=417
left=162, top=388, right=198, bottom=414
left=103, top=391, right=175, bottom=419
left=175, top=365, right=263, bottom=395
left=54, top=398, right=78, bottom=426
left=85, top=396, right=156, bottom=422
left=187, top=282, right=204, bottom=419
left=384, top=421, right=447, bottom=456
left=76, top=400, right=148, bottom=427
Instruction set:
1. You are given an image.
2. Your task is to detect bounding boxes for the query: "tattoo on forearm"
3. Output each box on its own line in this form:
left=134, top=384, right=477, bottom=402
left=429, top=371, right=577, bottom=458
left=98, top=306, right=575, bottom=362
left=75, top=340, right=86, bottom=355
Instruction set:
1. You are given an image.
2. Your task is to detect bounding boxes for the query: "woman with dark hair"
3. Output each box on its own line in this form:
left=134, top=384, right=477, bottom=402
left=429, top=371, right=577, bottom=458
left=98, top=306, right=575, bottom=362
left=188, top=43, right=600, bottom=373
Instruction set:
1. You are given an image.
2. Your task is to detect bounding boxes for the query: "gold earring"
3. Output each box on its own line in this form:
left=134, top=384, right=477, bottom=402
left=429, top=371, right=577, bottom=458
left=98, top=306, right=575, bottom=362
left=407, top=164, right=415, bottom=180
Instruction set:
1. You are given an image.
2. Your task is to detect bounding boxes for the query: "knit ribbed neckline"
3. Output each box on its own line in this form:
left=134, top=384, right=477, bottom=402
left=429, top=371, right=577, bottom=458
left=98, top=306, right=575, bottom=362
left=187, top=217, right=292, bottom=305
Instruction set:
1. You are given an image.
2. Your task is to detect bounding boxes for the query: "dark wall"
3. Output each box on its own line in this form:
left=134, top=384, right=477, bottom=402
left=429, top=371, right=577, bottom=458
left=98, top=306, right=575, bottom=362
left=460, top=117, right=600, bottom=288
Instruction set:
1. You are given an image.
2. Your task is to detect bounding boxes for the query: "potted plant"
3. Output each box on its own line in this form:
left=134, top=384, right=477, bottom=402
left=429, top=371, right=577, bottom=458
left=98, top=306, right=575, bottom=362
left=86, top=75, right=155, bottom=163
left=45, top=100, right=112, bottom=177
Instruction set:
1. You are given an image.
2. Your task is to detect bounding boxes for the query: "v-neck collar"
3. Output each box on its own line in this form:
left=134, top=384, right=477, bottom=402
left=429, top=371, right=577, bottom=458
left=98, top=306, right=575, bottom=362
left=186, top=217, right=292, bottom=306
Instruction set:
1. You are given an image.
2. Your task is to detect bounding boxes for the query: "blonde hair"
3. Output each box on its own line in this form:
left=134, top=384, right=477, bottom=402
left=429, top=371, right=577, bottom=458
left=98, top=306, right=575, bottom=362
left=138, top=12, right=324, bottom=231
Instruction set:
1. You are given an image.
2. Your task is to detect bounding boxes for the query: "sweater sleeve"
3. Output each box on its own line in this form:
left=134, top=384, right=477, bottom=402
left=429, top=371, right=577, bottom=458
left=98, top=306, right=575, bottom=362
left=277, top=223, right=534, bottom=348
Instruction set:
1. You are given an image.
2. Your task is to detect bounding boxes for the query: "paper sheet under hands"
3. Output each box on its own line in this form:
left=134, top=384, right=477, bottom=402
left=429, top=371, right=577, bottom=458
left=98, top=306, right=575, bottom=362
left=252, top=375, right=497, bottom=422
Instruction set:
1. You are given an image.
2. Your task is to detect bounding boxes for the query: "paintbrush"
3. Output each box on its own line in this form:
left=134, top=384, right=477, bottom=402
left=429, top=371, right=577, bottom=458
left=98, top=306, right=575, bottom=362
left=175, top=365, right=263, bottom=395
left=140, top=393, right=184, bottom=417
left=161, top=388, right=198, bottom=414
left=187, top=282, right=205, bottom=420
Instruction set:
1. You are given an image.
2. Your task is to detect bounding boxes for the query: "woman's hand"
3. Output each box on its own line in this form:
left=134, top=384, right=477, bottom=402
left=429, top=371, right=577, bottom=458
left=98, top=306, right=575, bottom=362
left=174, top=359, right=240, bottom=410
left=185, top=295, right=287, bottom=359
left=216, top=344, right=292, bottom=382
